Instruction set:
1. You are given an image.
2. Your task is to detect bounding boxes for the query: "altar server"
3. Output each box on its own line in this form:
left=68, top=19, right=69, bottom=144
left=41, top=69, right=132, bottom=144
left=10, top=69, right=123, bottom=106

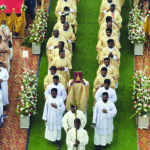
left=95, top=79, right=117, bottom=103
left=66, top=118, right=89, bottom=150
left=62, top=105, right=87, bottom=132
left=92, top=92, right=117, bottom=149
left=42, top=88, right=65, bottom=149
left=45, top=75, right=67, bottom=101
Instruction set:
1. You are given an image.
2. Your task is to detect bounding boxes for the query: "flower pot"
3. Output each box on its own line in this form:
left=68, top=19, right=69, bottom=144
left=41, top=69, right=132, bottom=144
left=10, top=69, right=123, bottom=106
left=32, top=42, right=41, bottom=55
left=134, top=43, right=144, bottom=55
left=20, top=115, right=30, bottom=129
left=138, top=116, right=149, bottom=129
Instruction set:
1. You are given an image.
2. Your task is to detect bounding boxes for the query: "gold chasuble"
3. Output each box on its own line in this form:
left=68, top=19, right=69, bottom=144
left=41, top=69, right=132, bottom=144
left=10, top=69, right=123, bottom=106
left=66, top=79, right=89, bottom=113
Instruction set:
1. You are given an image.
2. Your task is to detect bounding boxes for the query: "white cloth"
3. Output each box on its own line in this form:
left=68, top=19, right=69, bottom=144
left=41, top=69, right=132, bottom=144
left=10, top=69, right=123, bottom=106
left=42, top=96, right=65, bottom=141
left=45, top=83, right=67, bottom=101
left=93, top=99, right=117, bottom=145
left=66, top=128, right=89, bottom=150
left=94, top=132, right=113, bottom=146
left=0, top=90, right=3, bottom=124
left=95, top=87, right=117, bottom=103
left=109, top=48, right=117, bottom=60
left=62, top=110, right=87, bottom=132
left=45, top=126, right=61, bottom=141
left=0, top=67, right=9, bottom=106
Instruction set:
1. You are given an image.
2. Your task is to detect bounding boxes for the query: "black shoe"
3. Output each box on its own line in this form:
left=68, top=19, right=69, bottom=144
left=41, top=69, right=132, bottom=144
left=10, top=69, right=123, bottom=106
left=56, top=140, right=61, bottom=150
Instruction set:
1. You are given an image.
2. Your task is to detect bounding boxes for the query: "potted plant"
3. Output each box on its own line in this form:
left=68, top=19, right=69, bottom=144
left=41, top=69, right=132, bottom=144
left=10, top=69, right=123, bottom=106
left=131, top=70, right=150, bottom=129
left=16, top=70, right=38, bottom=129
left=128, top=8, right=146, bottom=55
left=30, top=8, right=48, bottom=54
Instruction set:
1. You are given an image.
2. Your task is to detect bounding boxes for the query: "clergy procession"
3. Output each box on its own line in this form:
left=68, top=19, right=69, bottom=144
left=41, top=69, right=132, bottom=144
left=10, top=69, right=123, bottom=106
left=1, top=0, right=150, bottom=149
left=42, top=0, right=122, bottom=149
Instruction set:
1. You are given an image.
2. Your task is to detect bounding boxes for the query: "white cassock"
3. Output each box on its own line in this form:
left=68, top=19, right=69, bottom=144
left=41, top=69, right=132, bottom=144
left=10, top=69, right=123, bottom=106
left=95, top=87, right=117, bottom=103
left=62, top=110, right=87, bottom=132
left=0, top=67, right=9, bottom=106
left=66, top=127, right=89, bottom=150
left=42, top=96, right=65, bottom=141
left=93, top=99, right=117, bottom=146
left=0, top=90, right=3, bottom=124
left=44, top=83, right=67, bottom=101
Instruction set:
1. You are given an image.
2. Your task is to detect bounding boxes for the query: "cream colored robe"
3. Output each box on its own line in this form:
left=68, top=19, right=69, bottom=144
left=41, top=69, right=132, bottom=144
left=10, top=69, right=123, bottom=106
left=98, top=1, right=121, bottom=23
left=93, top=74, right=115, bottom=95
left=66, top=79, right=89, bottom=113
left=62, top=110, right=87, bottom=132
left=55, top=0, right=77, bottom=17
left=44, top=73, right=66, bottom=89
left=97, top=64, right=119, bottom=82
left=46, top=36, right=69, bottom=61
left=66, top=128, right=89, bottom=150
left=0, top=42, right=10, bottom=72
left=101, top=11, right=122, bottom=28
left=59, top=29, right=76, bottom=55
left=51, top=56, right=72, bottom=83
left=98, top=47, right=120, bottom=73
left=96, top=35, right=121, bottom=52
left=51, top=48, right=72, bottom=62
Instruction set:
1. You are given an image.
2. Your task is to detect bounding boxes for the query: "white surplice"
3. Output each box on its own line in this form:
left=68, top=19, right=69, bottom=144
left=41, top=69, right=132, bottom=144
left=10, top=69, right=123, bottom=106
left=95, top=87, right=117, bottom=103
left=93, top=99, right=117, bottom=146
left=66, top=127, right=89, bottom=150
left=44, top=83, right=67, bottom=101
left=42, top=95, right=65, bottom=141
left=0, top=67, right=9, bottom=106
left=62, top=110, right=87, bottom=132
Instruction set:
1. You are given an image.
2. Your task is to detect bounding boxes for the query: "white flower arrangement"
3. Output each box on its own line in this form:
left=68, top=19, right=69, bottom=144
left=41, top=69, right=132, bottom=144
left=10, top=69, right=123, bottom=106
left=30, top=8, right=48, bottom=43
left=21, top=4, right=27, bottom=12
left=16, top=70, right=38, bottom=116
left=128, top=8, right=146, bottom=44
left=0, top=5, right=6, bottom=11
left=131, top=69, right=150, bottom=118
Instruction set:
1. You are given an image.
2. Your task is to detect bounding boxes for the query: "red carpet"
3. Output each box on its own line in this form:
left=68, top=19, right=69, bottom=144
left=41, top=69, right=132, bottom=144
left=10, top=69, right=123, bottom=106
left=0, top=39, right=39, bottom=150
left=0, top=0, right=23, bottom=14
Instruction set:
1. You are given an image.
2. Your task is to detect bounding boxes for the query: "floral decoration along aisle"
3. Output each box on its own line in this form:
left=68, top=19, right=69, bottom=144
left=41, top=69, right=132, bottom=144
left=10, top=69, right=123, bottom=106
left=30, top=8, right=48, bottom=54
left=131, top=68, right=150, bottom=129
left=16, top=68, right=38, bottom=129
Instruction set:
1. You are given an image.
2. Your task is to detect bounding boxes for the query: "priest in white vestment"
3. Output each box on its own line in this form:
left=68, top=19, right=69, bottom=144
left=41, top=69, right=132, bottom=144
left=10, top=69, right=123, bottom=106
left=45, top=75, right=67, bottom=101
left=66, top=118, right=89, bottom=150
left=92, top=92, right=117, bottom=149
left=42, top=88, right=65, bottom=149
left=62, top=105, right=87, bottom=132
left=0, top=62, right=9, bottom=115
left=95, top=79, right=117, bottom=103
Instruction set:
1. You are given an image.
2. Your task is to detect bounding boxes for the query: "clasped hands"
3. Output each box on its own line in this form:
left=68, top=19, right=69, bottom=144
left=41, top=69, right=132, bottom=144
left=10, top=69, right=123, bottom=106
left=74, top=140, right=80, bottom=147
left=51, top=103, right=57, bottom=109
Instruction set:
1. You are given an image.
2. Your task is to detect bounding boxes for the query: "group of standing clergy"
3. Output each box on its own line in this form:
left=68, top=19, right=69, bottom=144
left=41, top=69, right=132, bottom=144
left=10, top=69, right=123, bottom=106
left=0, top=20, right=12, bottom=126
left=92, top=0, right=124, bottom=149
left=42, top=0, right=125, bottom=149
left=43, top=0, right=89, bottom=150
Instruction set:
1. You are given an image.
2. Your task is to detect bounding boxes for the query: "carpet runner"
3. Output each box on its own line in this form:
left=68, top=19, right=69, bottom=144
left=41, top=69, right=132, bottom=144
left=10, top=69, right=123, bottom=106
left=0, top=39, right=39, bottom=150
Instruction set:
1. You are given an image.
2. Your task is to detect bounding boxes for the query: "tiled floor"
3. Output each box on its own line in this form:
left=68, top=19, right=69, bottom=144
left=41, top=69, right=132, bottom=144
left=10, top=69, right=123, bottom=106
left=135, top=47, right=150, bottom=150
left=0, top=39, right=39, bottom=150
